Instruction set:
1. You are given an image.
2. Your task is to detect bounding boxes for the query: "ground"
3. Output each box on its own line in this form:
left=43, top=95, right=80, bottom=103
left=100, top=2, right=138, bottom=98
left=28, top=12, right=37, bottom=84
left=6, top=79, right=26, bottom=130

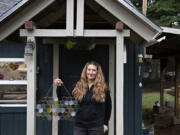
left=142, top=81, right=180, bottom=135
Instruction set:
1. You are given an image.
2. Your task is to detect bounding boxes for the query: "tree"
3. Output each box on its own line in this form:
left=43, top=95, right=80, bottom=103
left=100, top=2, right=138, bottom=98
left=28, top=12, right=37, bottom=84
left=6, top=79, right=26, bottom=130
left=131, top=0, right=180, bottom=28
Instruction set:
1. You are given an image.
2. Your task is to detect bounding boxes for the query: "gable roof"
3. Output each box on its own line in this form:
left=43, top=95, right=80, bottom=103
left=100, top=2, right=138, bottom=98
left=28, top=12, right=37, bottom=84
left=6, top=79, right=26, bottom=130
left=119, top=0, right=161, bottom=33
left=0, top=0, right=28, bottom=22
left=0, top=0, right=162, bottom=42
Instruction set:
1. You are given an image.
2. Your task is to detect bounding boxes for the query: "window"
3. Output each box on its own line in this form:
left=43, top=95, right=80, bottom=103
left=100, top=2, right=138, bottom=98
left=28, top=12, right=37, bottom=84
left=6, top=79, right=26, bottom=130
left=0, top=58, right=27, bottom=104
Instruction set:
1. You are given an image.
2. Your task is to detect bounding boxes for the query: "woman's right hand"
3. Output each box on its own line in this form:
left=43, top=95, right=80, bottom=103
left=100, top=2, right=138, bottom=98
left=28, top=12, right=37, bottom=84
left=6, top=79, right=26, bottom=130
left=54, top=78, right=63, bottom=86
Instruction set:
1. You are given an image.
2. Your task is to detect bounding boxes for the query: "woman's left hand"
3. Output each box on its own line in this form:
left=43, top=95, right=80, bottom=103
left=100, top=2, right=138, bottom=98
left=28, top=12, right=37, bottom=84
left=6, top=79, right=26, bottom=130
left=104, top=125, right=108, bottom=133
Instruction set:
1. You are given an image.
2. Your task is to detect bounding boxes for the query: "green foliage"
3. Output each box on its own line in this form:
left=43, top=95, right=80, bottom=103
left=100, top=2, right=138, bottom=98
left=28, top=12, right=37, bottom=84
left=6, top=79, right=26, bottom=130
left=131, top=0, right=180, bottom=28
left=147, top=0, right=180, bottom=27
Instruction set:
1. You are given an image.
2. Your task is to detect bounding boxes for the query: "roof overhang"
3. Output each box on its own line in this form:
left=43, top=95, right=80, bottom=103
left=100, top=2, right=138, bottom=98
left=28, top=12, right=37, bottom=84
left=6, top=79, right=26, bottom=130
left=0, top=0, right=162, bottom=42
left=0, top=0, right=55, bottom=41
left=146, top=27, right=180, bottom=58
left=94, top=0, right=162, bottom=42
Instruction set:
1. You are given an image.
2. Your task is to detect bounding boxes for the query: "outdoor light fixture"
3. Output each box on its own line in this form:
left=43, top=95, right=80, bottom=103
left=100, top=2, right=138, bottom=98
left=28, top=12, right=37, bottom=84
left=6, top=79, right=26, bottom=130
left=24, top=40, right=35, bottom=56
left=137, top=54, right=143, bottom=77
left=137, top=54, right=143, bottom=63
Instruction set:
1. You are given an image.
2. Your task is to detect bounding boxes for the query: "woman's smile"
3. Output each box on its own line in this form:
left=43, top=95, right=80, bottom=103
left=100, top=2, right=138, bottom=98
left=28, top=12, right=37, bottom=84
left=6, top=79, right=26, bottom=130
left=86, top=64, right=97, bottom=81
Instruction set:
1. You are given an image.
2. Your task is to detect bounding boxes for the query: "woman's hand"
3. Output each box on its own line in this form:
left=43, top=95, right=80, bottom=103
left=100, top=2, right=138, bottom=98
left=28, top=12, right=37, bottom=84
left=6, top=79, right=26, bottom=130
left=54, top=78, right=63, bottom=86
left=104, top=125, right=108, bottom=133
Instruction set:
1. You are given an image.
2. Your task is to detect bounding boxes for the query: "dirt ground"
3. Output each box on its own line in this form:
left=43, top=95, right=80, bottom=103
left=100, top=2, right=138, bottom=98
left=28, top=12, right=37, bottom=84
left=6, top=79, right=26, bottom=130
left=155, top=125, right=180, bottom=135
left=143, top=81, right=180, bottom=135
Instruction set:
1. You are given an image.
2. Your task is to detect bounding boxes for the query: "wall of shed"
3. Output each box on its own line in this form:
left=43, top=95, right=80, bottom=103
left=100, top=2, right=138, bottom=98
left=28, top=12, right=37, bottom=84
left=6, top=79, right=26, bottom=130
left=0, top=39, right=143, bottom=135
left=124, top=39, right=143, bottom=135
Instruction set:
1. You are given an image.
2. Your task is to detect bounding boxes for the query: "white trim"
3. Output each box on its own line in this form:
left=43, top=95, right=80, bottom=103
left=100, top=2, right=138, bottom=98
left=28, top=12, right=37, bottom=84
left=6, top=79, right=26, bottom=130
left=0, top=58, right=24, bottom=62
left=0, top=100, right=27, bottom=104
left=0, top=104, right=27, bottom=107
left=20, top=29, right=130, bottom=37
left=162, top=27, right=180, bottom=35
left=26, top=37, right=36, bottom=135
left=0, top=80, right=27, bottom=85
left=52, top=43, right=59, bottom=135
left=116, top=32, right=125, bottom=135
left=0, top=0, right=55, bottom=41
left=0, top=0, right=29, bottom=22
left=76, top=0, right=84, bottom=36
left=123, top=43, right=127, bottom=63
left=94, top=0, right=159, bottom=41
left=20, top=29, right=67, bottom=37
left=109, top=43, right=115, bottom=135
left=118, top=0, right=162, bottom=35
left=83, top=30, right=116, bottom=37
left=66, top=0, right=74, bottom=36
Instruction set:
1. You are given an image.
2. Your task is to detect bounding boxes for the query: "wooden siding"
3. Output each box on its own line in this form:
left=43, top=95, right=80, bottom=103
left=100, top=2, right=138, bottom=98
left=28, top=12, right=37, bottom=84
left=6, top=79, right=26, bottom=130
left=0, top=42, right=24, bottom=58
left=0, top=107, right=26, bottom=135
left=124, top=39, right=143, bottom=135
left=0, top=38, right=143, bottom=135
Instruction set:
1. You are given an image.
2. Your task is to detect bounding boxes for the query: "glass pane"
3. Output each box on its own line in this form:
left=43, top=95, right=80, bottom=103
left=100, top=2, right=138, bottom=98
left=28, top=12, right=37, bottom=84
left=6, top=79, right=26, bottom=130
left=0, top=62, right=27, bottom=103
left=0, top=62, right=27, bottom=80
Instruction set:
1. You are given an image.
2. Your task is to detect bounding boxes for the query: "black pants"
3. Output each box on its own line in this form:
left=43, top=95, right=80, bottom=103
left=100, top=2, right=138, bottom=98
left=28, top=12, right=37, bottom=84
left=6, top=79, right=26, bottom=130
left=74, top=126, right=104, bottom=135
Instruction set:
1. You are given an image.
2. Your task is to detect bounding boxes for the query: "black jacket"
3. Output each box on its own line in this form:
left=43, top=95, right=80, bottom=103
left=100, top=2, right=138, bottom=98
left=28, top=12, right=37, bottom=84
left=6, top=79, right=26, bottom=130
left=57, top=85, right=112, bottom=128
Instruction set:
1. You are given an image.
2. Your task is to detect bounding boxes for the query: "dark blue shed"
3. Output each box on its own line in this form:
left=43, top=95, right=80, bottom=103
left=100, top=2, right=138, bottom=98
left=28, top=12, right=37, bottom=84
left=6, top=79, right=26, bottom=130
left=0, top=0, right=162, bottom=135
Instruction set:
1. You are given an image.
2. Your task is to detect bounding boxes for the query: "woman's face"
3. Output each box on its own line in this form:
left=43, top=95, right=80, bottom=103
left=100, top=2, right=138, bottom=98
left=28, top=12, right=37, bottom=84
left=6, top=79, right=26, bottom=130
left=86, top=64, right=97, bottom=81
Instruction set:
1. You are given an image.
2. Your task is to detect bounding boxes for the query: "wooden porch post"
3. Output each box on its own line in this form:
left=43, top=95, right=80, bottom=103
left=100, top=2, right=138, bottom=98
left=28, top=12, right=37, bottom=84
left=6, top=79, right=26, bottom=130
left=52, top=43, right=59, bottom=135
left=160, top=59, right=166, bottom=108
left=175, top=56, right=180, bottom=118
left=109, top=43, right=115, bottom=135
left=26, top=36, right=37, bottom=135
left=116, top=32, right=125, bottom=135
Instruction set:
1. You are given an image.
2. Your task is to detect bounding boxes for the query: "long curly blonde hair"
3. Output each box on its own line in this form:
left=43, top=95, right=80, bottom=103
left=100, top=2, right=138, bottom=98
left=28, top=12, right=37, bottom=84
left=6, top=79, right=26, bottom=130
left=72, top=61, right=109, bottom=102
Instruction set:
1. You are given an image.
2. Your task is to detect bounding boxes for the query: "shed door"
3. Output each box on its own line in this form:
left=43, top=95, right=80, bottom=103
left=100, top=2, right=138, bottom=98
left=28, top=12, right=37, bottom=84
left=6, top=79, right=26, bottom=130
left=58, top=44, right=109, bottom=135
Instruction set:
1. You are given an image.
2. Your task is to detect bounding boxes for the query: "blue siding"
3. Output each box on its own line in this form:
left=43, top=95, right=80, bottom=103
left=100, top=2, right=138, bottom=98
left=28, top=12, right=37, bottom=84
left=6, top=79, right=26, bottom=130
left=36, top=38, right=53, bottom=135
left=0, top=39, right=142, bottom=135
left=0, top=42, right=25, bottom=58
left=0, top=39, right=53, bottom=135
left=0, top=107, right=26, bottom=135
left=124, top=39, right=143, bottom=135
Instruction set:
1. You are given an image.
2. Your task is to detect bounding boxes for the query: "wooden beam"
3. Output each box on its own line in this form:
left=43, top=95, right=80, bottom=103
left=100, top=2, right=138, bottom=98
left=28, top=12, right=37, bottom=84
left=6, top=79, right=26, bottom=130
left=162, top=27, right=180, bottom=35
left=52, top=44, right=59, bottom=135
left=76, top=0, right=84, bottom=36
left=26, top=36, right=36, bottom=135
left=109, top=43, right=115, bottom=135
left=20, top=29, right=67, bottom=37
left=25, top=21, right=35, bottom=31
left=37, top=3, right=66, bottom=28
left=66, top=0, right=74, bottom=36
left=123, top=43, right=127, bottom=63
left=86, top=0, right=118, bottom=26
left=94, top=0, right=158, bottom=41
left=116, top=21, right=124, bottom=31
left=83, top=30, right=129, bottom=37
left=20, top=29, right=130, bottom=37
left=175, top=56, right=180, bottom=118
left=116, top=31, right=125, bottom=135
left=0, top=0, right=55, bottom=41
left=160, top=59, right=167, bottom=108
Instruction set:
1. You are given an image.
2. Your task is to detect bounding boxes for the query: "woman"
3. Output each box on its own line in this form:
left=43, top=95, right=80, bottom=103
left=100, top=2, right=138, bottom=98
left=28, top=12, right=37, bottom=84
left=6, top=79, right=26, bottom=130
left=54, top=61, right=112, bottom=135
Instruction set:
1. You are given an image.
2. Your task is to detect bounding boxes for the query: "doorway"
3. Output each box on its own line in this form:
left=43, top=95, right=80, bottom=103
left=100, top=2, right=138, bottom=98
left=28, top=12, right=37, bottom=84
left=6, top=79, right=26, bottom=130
left=58, top=44, right=109, bottom=135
